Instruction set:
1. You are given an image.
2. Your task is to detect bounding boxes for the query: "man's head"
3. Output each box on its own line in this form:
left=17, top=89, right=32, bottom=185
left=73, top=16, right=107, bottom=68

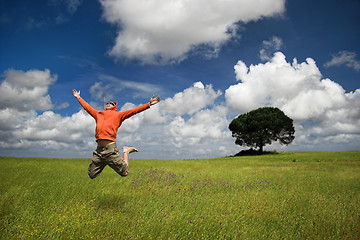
left=105, top=101, right=117, bottom=110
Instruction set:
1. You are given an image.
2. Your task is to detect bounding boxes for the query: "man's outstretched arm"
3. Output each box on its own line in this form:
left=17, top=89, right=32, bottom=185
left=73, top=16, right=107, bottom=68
left=72, top=89, right=97, bottom=118
left=121, top=95, right=161, bottom=120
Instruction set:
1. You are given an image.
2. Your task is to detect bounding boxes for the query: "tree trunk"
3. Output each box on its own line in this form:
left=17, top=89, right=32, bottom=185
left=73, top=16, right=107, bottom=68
left=259, top=144, right=263, bottom=154
left=259, top=136, right=264, bottom=154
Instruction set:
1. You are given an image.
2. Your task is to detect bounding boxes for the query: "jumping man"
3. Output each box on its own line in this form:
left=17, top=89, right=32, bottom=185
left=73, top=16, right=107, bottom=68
left=72, top=89, right=160, bottom=179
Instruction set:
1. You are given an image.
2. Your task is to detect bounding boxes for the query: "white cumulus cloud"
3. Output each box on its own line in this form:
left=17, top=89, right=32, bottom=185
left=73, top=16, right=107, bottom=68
left=165, top=106, right=230, bottom=148
left=225, top=51, right=360, bottom=151
left=160, top=81, right=221, bottom=116
left=99, top=0, right=285, bottom=64
left=0, top=69, right=56, bottom=111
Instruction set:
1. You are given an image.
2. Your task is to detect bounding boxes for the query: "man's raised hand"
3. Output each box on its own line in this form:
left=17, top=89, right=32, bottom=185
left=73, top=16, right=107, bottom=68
left=72, top=89, right=80, bottom=99
left=149, top=95, right=160, bottom=106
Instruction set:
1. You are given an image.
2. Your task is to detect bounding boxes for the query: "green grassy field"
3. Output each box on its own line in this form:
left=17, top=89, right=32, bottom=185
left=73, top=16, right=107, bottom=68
left=1, top=152, right=359, bottom=239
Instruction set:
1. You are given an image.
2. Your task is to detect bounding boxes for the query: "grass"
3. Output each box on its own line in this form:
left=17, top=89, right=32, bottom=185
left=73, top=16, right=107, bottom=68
left=0, top=152, right=359, bottom=239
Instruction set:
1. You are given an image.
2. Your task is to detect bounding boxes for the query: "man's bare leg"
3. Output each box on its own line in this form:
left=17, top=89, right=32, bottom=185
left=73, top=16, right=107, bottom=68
left=122, top=146, right=138, bottom=176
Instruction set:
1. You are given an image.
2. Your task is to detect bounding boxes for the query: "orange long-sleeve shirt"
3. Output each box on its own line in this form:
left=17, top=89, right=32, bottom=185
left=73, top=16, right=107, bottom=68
left=78, top=97, right=150, bottom=142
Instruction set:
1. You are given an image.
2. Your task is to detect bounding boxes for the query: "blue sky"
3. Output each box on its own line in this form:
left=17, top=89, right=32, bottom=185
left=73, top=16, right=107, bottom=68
left=1, top=0, right=359, bottom=159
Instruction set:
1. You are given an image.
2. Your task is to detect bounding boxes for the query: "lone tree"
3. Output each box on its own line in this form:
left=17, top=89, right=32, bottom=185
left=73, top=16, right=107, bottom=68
left=229, top=107, right=295, bottom=154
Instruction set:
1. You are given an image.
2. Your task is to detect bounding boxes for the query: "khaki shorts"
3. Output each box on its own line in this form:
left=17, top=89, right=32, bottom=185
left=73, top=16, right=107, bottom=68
left=88, top=143, right=128, bottom=179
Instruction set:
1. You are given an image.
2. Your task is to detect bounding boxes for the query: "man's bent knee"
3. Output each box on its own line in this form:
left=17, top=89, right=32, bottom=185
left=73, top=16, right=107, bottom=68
left=88, top=167, right=102, bottom=179
left=88, top=171, right=98, bottom=179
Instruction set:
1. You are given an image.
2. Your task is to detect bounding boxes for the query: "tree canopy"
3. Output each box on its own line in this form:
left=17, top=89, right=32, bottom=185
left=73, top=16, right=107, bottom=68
left=229, top=107, right=295, bottom=154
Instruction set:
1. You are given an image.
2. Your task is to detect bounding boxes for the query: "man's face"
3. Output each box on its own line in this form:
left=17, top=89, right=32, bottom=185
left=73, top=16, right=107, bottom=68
left=105, top=102, right=115, bottom=110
